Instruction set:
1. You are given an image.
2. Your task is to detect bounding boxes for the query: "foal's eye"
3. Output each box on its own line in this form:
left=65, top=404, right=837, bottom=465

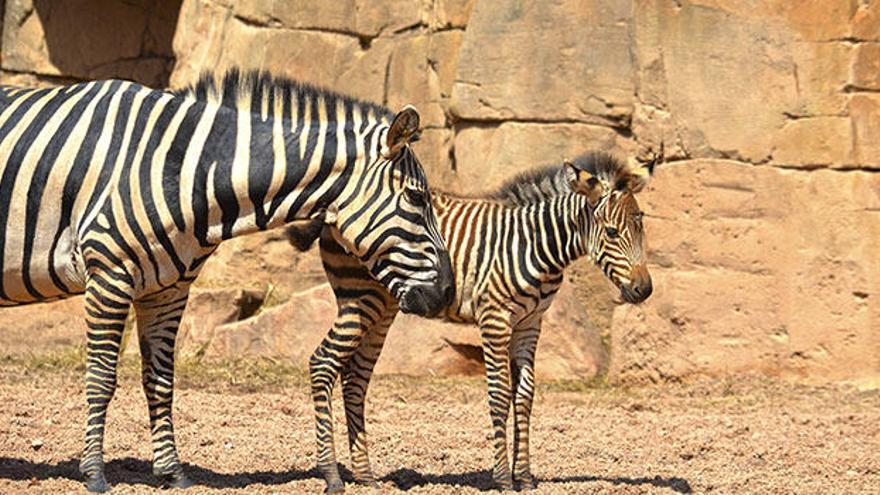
left=605, top=226, right=619, bottom=239
left=404, top=188, right=427, bottom=207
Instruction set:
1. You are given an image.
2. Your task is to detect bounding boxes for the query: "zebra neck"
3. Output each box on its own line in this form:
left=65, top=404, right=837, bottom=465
left=544, top=195, right=592, bottom=271
left=196, top=102, right=377, bottom=245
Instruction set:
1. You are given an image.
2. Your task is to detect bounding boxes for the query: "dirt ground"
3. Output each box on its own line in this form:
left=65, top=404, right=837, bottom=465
left=0, top=357, right=878, bottom=495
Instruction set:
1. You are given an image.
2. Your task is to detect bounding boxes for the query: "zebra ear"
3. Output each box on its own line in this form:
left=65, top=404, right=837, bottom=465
left=628, top=146, right=662, bottom=193
left=385, top=105, right=421, bottom=157
left=564, top=160, right=603, bottom=206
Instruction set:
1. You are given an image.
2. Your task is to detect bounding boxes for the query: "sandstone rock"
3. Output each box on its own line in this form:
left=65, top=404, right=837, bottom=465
left=449, top=0, right=634, bottom=126
left=790, top=42, right=852, bottom=116
left=171, top=2, right=394, bottom=103
left=2, top=0, right=175, bottom=86
left=427, top=30, right=464, bottom=101
left=205, top=281, right=605, bottom=381
left=852, top=44, right=880, bottom=91
left=853, top=2, right=880, bottom=41
left=771, top=117, right=854, bottom=168
left=849, top=94, right=880, bottom=167
left=430, top=0, right=475, bottom=29
left=386, top=35, right=446, bottom=128
left=634, top=0, right=798, bottom=163
left=377, top=280, right=606, bottom=380
left=768, top=0, right=858, bottom=42
left=608, top=159, right=880, bottom=384
left=452, top=122, right=630, bottom=195
left=196, top=229, right=326, bottom=303
left=412, top=127, right=456, bottom=186
left=175, top=288, right=265, bottom=357
left=208, top=284, right=336, bottom=363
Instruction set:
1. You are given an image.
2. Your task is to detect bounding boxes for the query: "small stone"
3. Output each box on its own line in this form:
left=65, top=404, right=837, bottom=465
left=30, top=439, right=43, bottom=451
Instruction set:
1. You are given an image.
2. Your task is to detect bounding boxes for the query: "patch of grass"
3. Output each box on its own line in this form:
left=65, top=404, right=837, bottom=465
left=175, top=355, right=309, bottom=392
left=1, top=345, right=308, bottom=393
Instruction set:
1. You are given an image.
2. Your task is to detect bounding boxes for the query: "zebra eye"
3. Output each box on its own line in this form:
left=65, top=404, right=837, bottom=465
left=404, top=187, right=427, bottom=208
left=605, top=226, right=619, bottom=239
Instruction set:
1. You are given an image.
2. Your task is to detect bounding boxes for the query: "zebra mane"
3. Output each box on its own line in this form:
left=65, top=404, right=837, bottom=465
left=173, top=68, right=395, bottom=122
left=487, top=151, right=628, bottom=206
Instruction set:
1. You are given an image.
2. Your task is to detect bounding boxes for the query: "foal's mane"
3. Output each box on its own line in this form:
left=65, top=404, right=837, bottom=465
left=441, top=151, right=628, bottom=206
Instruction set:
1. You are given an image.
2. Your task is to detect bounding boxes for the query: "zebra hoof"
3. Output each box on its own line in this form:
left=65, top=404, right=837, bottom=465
left=84, top=473, right=110, bottom=493
left=356, top=479, right=381, bottom=489
left=160, top=472, right=194, bottom=489
left=495, top=476, right=515, bottom=491
left=516, top=477, right=538, bottom=491
left=324, top=479, right=345, bottom=494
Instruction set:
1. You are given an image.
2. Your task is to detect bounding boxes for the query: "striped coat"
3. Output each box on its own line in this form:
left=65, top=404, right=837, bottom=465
left=0, top=70, right=453, bottom=492
left=288, top=151, right=658, bottom=492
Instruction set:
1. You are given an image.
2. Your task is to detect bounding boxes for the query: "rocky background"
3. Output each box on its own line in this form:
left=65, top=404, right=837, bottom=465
left=0, top=0, right=877, bottom=387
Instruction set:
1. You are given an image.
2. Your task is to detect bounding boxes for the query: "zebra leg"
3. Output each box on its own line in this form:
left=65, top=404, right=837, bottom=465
left=480, top=320, right=514, bottom=490
left=310, top=302, right=372, bottom=494
left=134, top=285, right=193, bottom=489
left=341, top=305, right=397, bottom=486
left=510, top=325, right=541, bottom=490
left=79, top=280, right=133, bottom=493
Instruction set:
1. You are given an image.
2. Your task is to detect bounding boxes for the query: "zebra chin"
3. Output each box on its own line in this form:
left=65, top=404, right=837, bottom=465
left=618, top=264, right=653, bottom=304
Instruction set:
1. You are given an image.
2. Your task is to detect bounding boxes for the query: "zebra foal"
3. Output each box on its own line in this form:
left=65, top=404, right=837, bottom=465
left=288, top=150, right=659, bottom=492
left=0, top=70, right=454, bottom=492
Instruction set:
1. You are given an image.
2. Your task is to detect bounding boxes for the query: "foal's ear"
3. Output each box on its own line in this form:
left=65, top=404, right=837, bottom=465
left=564, top=160, right=603, bottom=207
left=626, top=144, right=663, bottom=193
left=384, top=105, right=421, bottom=157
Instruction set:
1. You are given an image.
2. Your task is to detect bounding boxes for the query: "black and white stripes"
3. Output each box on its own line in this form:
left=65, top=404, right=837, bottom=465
left=0, top=70, right=453, bottom=492
left=288, top=150, right=658, bottom=492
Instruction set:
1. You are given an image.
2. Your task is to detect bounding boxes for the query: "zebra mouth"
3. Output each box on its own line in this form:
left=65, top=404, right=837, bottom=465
left=399, top=284, right=447, bottom=317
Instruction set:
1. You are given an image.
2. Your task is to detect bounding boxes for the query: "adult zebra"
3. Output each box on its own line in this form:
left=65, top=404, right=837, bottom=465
left=287, top=150, right=659, bottom=492
left=0, top=70, right=454, bottom=492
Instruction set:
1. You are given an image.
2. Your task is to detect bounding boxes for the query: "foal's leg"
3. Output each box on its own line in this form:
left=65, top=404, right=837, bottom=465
left=479, top=309, right=515, bottom=490
left=134, top=284, right=193, bottom=489
left=510, top=323, right=541, bottom=490
left=79, top=274, right=133, bottom=493
left=341, top=304, right=397, bottom=485
left=310, top=298, right=376, bottom=493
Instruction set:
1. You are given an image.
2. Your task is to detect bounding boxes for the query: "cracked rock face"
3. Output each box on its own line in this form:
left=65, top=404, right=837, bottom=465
left=0, top=0, right=878, bottom=384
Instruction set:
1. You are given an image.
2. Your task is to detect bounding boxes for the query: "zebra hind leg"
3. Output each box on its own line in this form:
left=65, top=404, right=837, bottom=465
left=134, top=286, right=193, bottom=489
left=79, top=281, right=133, bottom=493
left=510, top=326, right=541, bottom=491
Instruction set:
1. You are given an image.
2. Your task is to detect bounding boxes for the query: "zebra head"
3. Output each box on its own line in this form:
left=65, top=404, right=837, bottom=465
left=564, top=150, right=661, bottom=304
left=323, top=106, right=454, bottom=316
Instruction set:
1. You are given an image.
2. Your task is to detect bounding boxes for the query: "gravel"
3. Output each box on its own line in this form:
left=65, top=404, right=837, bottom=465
left=1, top=369, right=877, bottom=494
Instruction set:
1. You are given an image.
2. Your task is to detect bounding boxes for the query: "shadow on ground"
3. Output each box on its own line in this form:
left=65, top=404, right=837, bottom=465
left=383, top=468, right=692, bottom=493
left=0, top=457, right=319, bottom=489
left=0, top=457, right=692, bottom=493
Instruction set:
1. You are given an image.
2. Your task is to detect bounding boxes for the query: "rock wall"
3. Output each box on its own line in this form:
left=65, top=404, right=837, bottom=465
left=0, top=1, right=877, bottom=385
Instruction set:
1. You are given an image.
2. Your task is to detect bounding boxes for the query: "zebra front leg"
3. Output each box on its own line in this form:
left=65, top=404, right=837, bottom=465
left=480, top=320, right=514, bottom=490
left=79, top=280, right=133, bottom=493
left=341, top=304, right=397, bottom=486
left=510, top=326, right=541, bottom=490
left=134, top=286, right=193, bottom=489
left=310, top=304, right=372, bottom=494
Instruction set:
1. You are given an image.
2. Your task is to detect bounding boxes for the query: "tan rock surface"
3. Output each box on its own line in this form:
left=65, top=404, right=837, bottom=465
left=1, top=0, right=879, bottom=384
left=449, top=0, right=634, bottom=127
left=608, top=159, right=880, bottom=384
left=204, top=281, right=606, bottom=381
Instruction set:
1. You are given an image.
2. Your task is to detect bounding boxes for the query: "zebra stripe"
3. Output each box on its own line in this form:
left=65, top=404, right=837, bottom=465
left=0, top=69, right=453, bottom=492
left=287, top=151, right=659, bottom=492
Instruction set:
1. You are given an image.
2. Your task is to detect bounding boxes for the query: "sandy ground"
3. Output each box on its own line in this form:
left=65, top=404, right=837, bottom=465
left=0, top=362, right=878, bottom=494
